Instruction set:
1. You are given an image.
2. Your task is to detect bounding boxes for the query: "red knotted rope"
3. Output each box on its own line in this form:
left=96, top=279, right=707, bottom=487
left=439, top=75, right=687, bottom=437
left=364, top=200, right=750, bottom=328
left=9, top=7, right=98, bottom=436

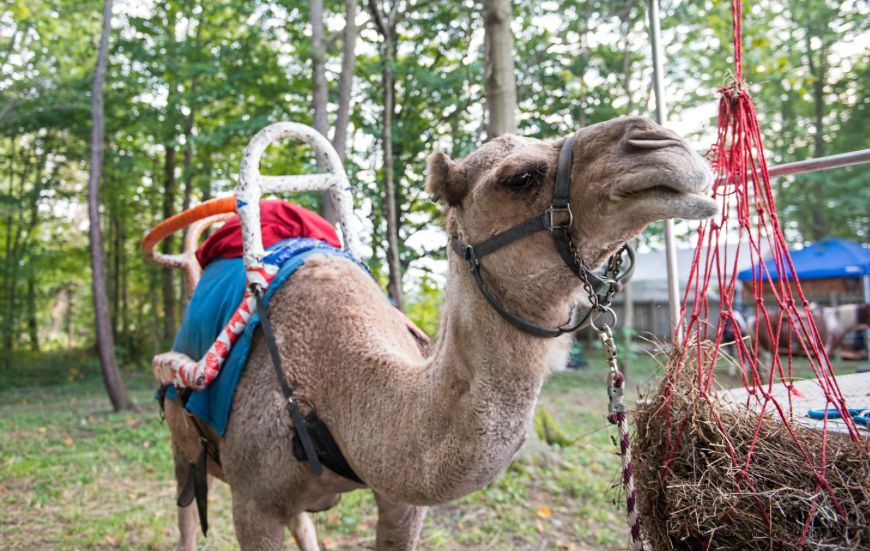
left=659, top=0, right=861, bottom=545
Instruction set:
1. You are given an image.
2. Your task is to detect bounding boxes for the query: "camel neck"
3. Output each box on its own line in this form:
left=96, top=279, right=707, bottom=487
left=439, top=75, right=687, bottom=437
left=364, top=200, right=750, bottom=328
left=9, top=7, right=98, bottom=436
left=407, top=254, right=571, bottom=501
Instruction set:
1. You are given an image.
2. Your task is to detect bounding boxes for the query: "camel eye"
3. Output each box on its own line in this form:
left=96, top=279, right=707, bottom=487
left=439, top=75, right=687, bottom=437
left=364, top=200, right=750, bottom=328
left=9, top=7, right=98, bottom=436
left=499, top=166, right=545, bottom=191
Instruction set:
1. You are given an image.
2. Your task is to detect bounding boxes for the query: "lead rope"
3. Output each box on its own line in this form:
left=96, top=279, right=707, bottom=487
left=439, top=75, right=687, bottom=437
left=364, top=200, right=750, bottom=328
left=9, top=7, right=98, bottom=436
left=593, top=314, right=645, bottom=551
left=576, top=245, right=645, bottom=550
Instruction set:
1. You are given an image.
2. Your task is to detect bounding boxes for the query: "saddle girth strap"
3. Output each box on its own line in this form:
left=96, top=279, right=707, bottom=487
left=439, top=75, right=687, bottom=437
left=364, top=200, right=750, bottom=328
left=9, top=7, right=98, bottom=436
left=252, top=286, right=364, bottom=485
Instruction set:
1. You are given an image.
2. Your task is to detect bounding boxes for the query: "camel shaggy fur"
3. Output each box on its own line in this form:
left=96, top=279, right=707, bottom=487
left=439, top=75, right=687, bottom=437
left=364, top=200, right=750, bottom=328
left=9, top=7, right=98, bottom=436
left=163, top=115, right=717, bottom=550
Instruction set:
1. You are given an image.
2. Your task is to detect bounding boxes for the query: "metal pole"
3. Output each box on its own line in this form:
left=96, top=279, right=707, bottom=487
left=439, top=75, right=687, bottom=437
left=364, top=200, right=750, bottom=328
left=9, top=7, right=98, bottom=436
left=648, top=0, right=683, bottom=345
left=767, top=148, right=870, bottom=178
left=863, top=275, right=870, bottom=360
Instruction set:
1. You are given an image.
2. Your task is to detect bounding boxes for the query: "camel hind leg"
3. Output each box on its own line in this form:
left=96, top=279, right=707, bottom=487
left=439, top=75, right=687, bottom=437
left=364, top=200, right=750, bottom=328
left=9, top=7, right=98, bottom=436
left=172, top=443, right=199, bottom=551
left=289, top=512, right=320, bottom=551
left=373, top=492, right=426, bottom=551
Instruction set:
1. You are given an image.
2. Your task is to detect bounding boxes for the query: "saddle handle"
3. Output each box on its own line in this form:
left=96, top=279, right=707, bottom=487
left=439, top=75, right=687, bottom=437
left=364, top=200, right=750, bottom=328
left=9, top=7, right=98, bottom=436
left=237, top=122, right=362, bottom=270
left=180, top=213, right=234, bottom=294
left=142, top=197, right=237, bottom=274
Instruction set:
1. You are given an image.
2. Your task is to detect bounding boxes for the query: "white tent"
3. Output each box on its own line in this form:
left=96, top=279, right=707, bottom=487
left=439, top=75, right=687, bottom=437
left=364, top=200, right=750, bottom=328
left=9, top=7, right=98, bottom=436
left=611, top=243, right=767, bottom=337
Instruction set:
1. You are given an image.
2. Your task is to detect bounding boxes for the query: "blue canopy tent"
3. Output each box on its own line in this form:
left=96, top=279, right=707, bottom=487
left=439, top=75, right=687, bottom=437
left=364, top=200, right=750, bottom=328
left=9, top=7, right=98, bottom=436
left=737, top=238, right=870, bottom=282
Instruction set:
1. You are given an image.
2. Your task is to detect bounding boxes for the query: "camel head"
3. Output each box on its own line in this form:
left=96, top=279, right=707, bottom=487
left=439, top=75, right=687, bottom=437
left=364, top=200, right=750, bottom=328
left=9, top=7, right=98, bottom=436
left=427, top=116, right=716, bottom=315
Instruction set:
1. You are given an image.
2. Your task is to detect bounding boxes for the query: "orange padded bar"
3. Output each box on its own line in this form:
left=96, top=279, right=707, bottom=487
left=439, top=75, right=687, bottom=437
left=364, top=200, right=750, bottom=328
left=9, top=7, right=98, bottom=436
left=141, top=195, right=237, bottom=256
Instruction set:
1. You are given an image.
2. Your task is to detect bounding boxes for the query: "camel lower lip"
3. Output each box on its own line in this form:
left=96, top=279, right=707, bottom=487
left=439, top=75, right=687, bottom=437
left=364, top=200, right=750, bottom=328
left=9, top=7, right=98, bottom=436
left=615, top=186, right=709, bottom=199
left=617, top=189, right=718, bottom=219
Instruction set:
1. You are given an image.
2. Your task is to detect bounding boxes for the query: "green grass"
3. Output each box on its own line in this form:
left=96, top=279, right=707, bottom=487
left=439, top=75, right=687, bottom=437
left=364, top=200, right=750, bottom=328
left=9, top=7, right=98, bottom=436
left=0, top=348, right=858, bottom=550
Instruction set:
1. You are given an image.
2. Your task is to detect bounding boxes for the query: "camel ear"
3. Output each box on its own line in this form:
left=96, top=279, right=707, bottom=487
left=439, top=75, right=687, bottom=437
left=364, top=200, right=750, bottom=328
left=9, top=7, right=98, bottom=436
left=426, top=152, right=468, bottom=206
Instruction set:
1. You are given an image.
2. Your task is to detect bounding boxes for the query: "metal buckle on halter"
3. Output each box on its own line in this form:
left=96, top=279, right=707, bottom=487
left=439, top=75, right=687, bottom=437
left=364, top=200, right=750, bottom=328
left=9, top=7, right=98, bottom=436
left=462, top=245, right=480, bottom=268
left=545, top=205, right=573, bottom=231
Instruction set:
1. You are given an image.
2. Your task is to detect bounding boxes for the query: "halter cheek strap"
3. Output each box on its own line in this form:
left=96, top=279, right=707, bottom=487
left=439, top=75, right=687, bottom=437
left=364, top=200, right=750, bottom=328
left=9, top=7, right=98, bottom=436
left=449, top=135, right=636, bottom=338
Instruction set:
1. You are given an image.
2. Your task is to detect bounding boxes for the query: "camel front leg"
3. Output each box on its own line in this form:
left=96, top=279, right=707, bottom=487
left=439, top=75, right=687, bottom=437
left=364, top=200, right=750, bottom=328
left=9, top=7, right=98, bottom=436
left=373, top=492, right=426, bottom=551
left=289, top=512, right=320, bottom=551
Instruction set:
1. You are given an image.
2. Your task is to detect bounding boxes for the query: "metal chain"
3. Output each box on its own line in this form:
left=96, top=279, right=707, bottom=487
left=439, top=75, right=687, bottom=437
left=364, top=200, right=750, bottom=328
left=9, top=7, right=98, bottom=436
left=568, top=239, right=627, bottom=312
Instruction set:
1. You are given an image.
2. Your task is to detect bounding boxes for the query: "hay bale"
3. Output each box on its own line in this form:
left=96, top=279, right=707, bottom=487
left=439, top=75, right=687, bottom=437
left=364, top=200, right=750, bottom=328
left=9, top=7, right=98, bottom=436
left=633, top=345, right=870, bottom=551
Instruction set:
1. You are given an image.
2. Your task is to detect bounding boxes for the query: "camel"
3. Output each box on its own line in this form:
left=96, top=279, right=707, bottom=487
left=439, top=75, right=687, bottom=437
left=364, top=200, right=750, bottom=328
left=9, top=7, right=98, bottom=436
left=162, top=115, right=717, bottom=550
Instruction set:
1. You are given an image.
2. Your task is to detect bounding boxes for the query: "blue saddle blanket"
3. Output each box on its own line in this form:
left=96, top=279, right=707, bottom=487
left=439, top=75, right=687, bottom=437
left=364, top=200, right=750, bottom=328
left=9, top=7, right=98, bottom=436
left=165, top=237, right=364, bottom=436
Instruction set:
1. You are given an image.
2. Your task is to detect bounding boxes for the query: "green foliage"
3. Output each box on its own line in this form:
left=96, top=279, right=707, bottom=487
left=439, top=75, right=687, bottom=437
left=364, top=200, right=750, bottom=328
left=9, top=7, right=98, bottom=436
left=1, top=0, right=868, bottom=365
left=533, top=407, right=572, bottom=447
left=402, top=273, right=443, bottom=337
left=668, top=0, right=870, bottom=243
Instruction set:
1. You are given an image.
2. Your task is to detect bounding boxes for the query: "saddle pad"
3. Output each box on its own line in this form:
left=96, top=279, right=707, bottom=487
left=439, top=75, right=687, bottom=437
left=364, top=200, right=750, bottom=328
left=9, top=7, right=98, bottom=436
left=165, top=237, right=365, bottom=435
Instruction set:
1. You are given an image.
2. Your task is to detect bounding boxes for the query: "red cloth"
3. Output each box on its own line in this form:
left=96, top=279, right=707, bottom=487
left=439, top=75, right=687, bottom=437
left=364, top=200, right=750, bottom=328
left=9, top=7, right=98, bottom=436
left=196, top=200, right=341, bottom=268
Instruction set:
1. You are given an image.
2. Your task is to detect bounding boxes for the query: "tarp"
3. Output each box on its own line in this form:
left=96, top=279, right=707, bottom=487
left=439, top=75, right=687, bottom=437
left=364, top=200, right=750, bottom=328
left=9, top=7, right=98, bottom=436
left=737, top=238, right=870, bottom=281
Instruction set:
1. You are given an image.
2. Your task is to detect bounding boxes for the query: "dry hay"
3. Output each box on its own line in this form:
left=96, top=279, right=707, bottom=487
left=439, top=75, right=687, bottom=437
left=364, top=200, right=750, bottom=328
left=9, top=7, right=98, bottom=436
left=632, top=344, right=870, bottom=551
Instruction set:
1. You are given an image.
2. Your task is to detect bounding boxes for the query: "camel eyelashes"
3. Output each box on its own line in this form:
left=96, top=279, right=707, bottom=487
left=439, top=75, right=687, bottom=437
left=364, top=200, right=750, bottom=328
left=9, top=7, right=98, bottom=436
left=499, top=165, right=547, bottom=191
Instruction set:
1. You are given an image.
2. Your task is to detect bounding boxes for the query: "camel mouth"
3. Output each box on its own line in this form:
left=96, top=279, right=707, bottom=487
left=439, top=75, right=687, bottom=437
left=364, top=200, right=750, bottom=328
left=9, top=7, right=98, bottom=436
left=610, top=173, right=718, bottom=220
left=612, top=167, right=711, bottom=197
left=621, top=187, right=719, bottom=220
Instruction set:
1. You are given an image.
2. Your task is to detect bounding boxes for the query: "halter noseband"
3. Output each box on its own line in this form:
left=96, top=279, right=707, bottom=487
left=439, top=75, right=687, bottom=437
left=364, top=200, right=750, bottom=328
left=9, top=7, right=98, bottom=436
left=449, top=135, right=636, bottom=338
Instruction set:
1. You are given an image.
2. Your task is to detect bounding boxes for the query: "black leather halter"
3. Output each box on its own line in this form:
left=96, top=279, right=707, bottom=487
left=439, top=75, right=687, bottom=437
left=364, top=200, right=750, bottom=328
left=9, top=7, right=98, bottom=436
left=450, top=135, right=636, bottom=338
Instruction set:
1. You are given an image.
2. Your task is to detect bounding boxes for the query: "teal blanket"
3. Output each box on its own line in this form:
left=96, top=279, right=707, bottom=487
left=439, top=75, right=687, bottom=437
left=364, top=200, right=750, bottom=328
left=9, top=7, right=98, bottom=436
left=165, top=238, right=364, bottom=436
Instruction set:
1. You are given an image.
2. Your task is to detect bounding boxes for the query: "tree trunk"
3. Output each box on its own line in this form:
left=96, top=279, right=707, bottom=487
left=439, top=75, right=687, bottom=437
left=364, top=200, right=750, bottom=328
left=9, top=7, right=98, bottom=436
left=804, top=31, right=829, bottom=241
left=111, top=195, right=121, bottom=334
left=201, top=158, right=212, bottom=201
left=67, top=288, right=74, bottom=348
left=576, top=1, right=592, bottom=127
left=87, top=0, right=132, bottom=411
left=619, top=3, right=634, bottom=114
left=310, top=0, right=338, bottom=224
left=2, top=138, right=18, bottom=366
left=148, top=265, right=162, bottom=354
left=180, top=112, right=195, bottom=307
left=368, top=0, right=404, bottom=309
left=483, top=0, right=517, bottom=139
left=332, top=0, right=358, bottom=160
left=120, top=211, right=129, bottom=341
left=26, top=274, right=39, bottom=352
left=162, top=145, right=177, bottom=345
left=381, top=46, right=403, bottom=308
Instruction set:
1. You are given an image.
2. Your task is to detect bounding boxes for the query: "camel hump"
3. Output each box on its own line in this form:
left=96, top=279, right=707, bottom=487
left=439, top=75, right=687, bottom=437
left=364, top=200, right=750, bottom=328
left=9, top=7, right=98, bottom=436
left=272, top=253, right=430, bottom=358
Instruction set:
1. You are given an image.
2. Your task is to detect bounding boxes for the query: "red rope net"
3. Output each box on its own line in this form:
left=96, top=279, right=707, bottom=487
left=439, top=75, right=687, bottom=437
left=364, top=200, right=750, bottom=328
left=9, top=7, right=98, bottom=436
left=659, top=0, right=863, bottom=539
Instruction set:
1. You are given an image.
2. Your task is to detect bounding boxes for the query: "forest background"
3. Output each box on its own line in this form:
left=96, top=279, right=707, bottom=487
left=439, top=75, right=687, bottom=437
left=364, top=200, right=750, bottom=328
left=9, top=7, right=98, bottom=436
left=1, top=0, right=868, bottom=408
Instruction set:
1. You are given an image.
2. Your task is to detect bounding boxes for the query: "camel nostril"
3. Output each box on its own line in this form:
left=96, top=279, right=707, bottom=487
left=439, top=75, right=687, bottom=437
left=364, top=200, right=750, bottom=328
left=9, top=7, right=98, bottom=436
left=625, top=137, right=683, bottom=150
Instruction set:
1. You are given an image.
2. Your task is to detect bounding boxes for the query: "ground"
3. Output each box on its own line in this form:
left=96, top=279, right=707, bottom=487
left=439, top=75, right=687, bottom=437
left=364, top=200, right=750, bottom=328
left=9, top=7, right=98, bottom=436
left=0, top=347, right=856, bottom=550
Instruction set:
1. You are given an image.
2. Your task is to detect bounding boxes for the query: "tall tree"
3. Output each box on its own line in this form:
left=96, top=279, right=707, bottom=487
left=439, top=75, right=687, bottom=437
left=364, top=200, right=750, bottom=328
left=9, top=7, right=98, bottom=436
left=87, top=0, right=132, bottom=410
left=310, top=0, right=337, bottom=223
left=368, top=0, right=404, bottom=309
left=160, top=3, right=179, bottom=346
left=332, top=0, right=358, bottom=160
left=483, top=0, right=517, bottom=138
